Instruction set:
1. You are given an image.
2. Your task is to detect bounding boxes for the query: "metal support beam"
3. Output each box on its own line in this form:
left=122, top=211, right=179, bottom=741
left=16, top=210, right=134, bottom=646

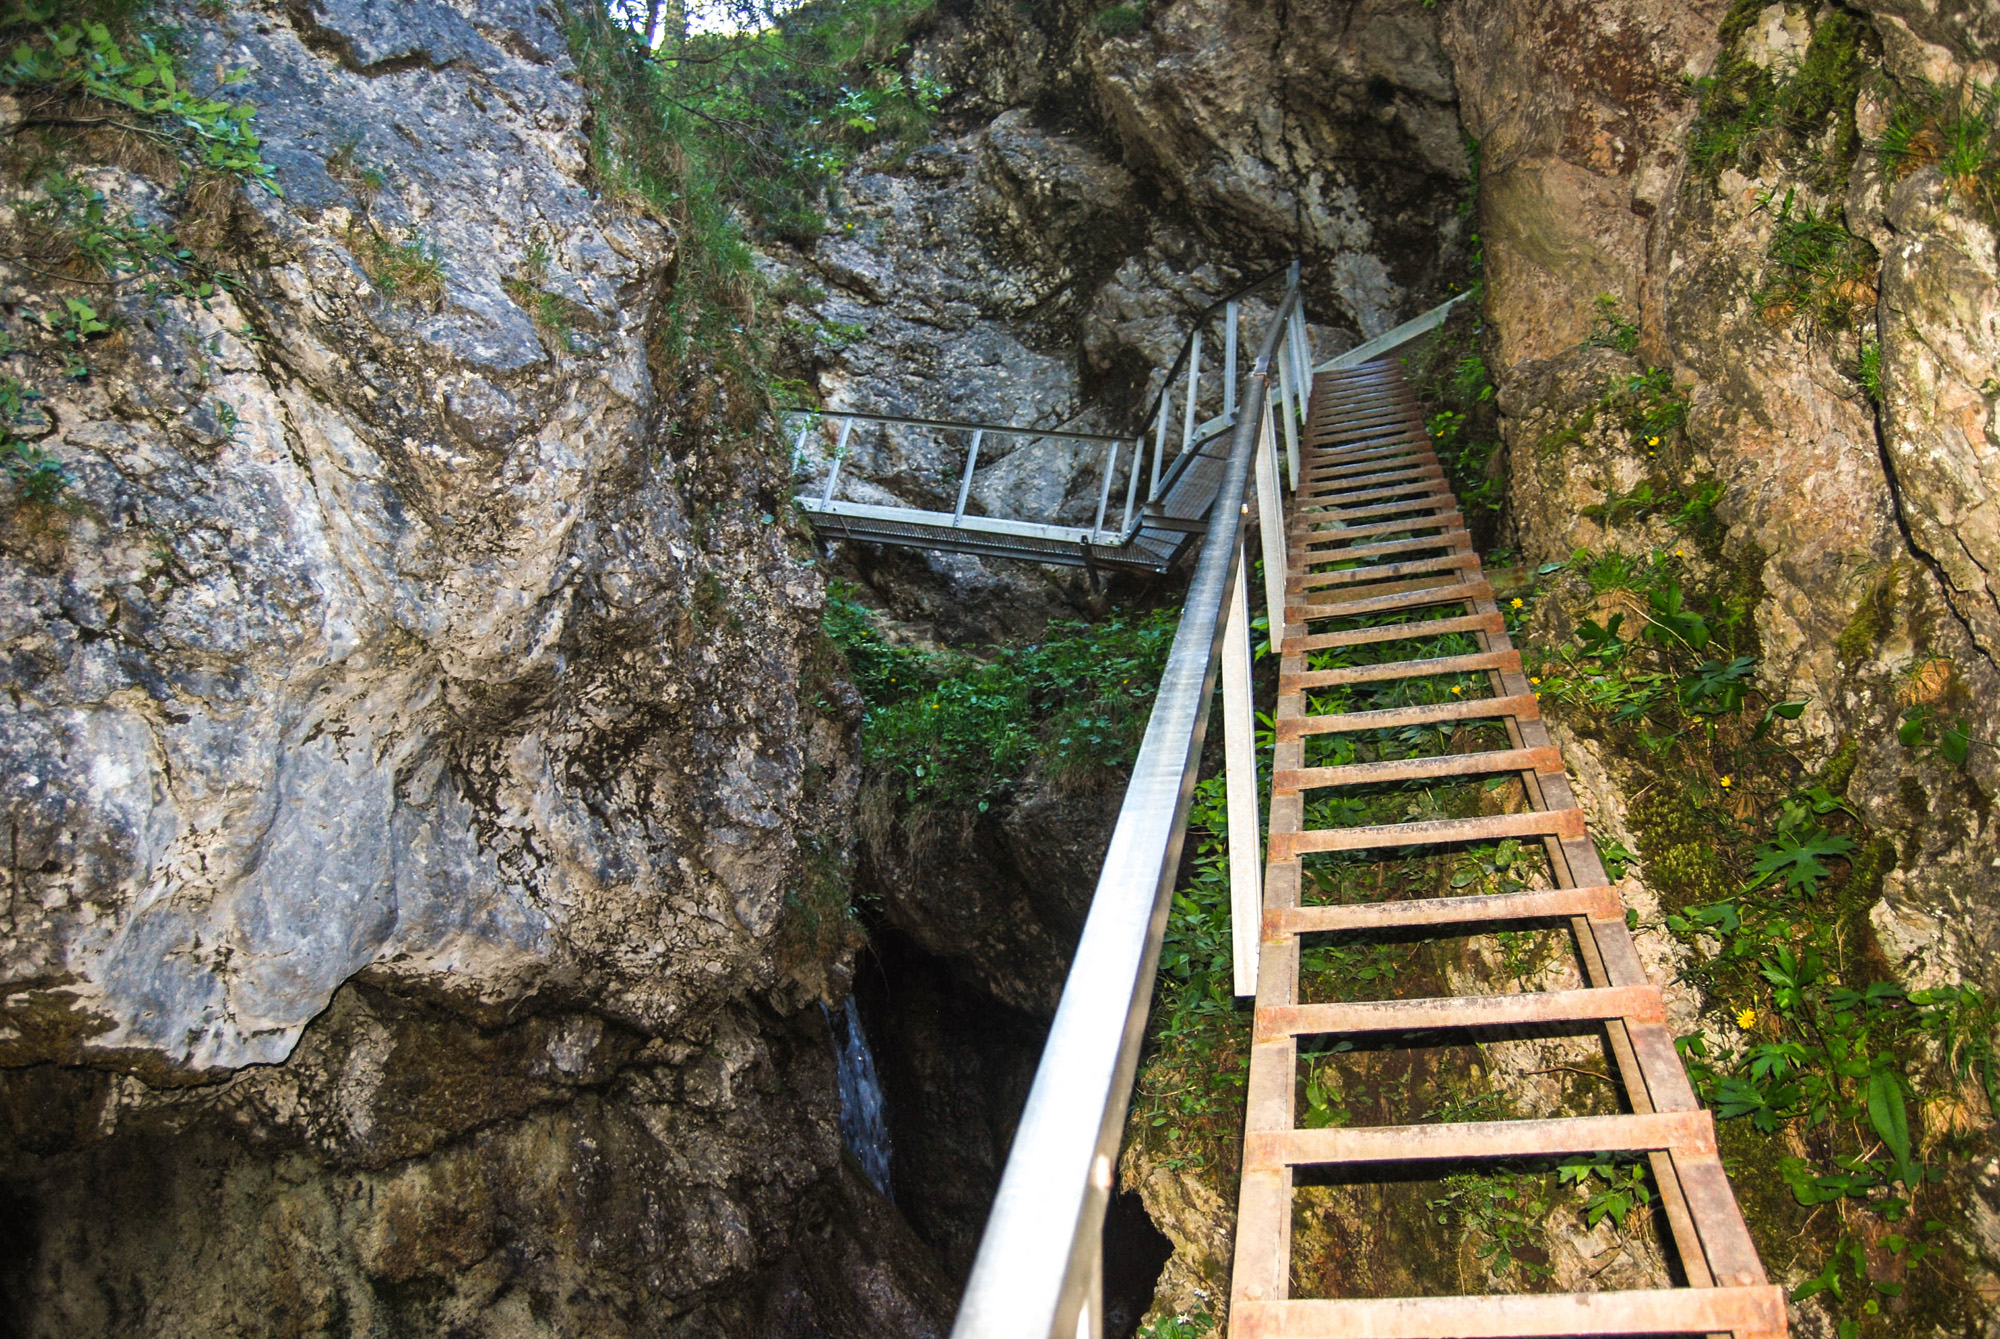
left=1254, top=410, right=1287, bottom=654
left=1224, top=543, right=1262, bottom=997
left=1092, top=440, right=1118, bottom=537
left=953, top=428, right=985, bottom=525
left=820, top=417, right=855, bottom=507
left=1181, top=329, right=1202, bottom=458
left=1225, top=301, right=1240, bottom=424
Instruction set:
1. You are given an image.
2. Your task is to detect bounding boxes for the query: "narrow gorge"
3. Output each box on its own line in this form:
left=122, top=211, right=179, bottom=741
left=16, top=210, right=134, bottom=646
left=0, top=0, right=1995, bottom=1337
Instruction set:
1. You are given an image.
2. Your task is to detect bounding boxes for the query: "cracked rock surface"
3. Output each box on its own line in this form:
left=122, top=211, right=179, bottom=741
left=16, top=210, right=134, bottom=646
left=1, top=0, right=950, bottom=1332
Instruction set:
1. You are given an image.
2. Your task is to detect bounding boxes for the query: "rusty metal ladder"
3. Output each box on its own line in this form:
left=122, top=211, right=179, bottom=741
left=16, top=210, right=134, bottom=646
left=1226, top=362, right=1789, bottom=1338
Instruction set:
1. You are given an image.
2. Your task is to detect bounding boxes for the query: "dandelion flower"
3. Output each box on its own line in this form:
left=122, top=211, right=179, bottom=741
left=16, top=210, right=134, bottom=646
left=1736, top=1008, right=1757, bottom=1029
left=1510, top=597, right=1524, bottom=609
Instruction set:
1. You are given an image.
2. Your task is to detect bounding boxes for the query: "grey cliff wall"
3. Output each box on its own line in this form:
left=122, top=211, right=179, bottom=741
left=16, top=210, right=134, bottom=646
left=1, top=0, right=952, bottom=1332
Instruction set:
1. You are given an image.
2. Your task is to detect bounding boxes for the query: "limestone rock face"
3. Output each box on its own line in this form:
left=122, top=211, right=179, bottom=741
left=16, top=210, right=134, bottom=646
left=0, top=0, right=948, bottom=1331
left=1445, top=0, right=2000, bottom=1324
left=774, top=0, right=1470, bottom=638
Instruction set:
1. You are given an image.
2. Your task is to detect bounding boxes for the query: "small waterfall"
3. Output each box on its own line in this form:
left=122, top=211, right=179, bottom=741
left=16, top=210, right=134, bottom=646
left=826, top=996, right=894, bottom=1200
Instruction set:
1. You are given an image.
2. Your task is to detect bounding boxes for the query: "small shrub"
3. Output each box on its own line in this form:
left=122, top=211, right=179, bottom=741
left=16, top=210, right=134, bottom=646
left=1753, top=188, right=1877, bottom=338
left=349, top=225, right=445, bottom=308
left=1094, top=1, right=1145, bottom=35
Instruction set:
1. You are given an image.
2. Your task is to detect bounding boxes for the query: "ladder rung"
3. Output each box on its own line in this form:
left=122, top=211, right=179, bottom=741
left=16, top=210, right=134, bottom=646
left=1243, top=1111, right=1715, bottom=1170
left=1278, top=693, right=1538, bottom=738
left=1301, top=463, right=1443, bottom=489
left=1274, top=746, right=1563, bottom=793
left=1230, top=1286, right=1789, bottom=1339
left=1297, top=532, right=1469, bottom=566
left=1304, top=445, right=1422, bottom=474
left=1254, top=983, right=1665, bottom=1041
left=1297, top=515, right=1464, bottom=547
left=1288, top=579, right=1492, bottom=622
left=1296, top=552, right=1480, bottom=590
left=1265, top=885, right=1621, bottom=934
left=1292, top=484, right=1454, bottom=516
left=1312, top=401, right=1424, bottom=421
left=1317, top=421, right=1421, bottom=444
left=1269, top=807, right=1586, bottom=858
left=1285, top=648, right=1517, bottom=689
left=1284, top=612, right=1503, bottom=653
left=1305, top=421, right=1421, bottom=443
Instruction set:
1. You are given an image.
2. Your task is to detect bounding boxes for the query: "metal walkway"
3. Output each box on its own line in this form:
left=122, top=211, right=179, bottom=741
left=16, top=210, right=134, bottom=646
left=1227, top=362, right=1782, bottom=1338
left=792, top=276, right=1465, bottom=575
left=847, top=271, right=1785, bottom=1339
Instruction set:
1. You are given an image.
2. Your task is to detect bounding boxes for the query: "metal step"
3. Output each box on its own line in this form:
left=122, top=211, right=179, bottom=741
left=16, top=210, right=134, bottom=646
left=1231, top=360, right=1778, bottom=1339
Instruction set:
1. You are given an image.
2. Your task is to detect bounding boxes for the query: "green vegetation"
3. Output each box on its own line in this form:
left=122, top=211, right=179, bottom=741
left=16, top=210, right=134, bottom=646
left=0, top=4, right=277, bottom=504
left=1752, top=187, right=1877, bottom=340
left=1689, top=6, right=1870, bottom=191
left=1406, top=304, right=1503, bottom=535
left=822, top=584, right=1177, bottom=805
left=1093, top=0, right=1147, bottom=36
left=1585, top=293, right=1639, bottom=354
left=1516, top=515, right=1994, bottom=1334
left=349, top=225, right=445, bottom=309
left=1877, top=77, right=2000, bottom=219
left=3, top=11, right=279, bottom=192
left=563, top=0, right=945, bottom=394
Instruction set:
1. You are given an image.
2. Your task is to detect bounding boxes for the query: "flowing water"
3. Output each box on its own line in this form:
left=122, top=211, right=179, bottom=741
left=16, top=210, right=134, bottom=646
left=827, top=996, right=894, bottom=1199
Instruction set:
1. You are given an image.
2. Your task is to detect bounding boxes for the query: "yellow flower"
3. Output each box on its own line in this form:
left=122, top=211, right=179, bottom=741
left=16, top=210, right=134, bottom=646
left=1736, top=1008, right=1757, bottom=1030
left=1533, top=691, right=1542, bottom=699
left=1674, top=548, right=1684, bottom=558
left=1529, top=676, right=1541, bottom=685
left=1720, top=775, right=1732, bottom=788
left=1647, top=436, right=1660, bottom=446
left=1451, top=685, right=1464, bottom=695
left=1509, top=597, right=1524, bottom=609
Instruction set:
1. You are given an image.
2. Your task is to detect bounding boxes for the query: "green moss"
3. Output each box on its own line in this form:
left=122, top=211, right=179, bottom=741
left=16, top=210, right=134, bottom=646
left=1690, top=6, right=1874, bottom=191
left=1836, top=568, right=1899, bottom=665
left=1817, top=736, right=1860, bottom=793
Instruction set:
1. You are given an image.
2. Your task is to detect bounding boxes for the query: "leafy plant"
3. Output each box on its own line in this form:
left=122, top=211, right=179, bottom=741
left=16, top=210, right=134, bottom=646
left=2, top=15, right=279, bottom=191
left=1753, top=187, right=1878, bottom=338
left=1558, top=1154, right=1653, bottom=1229
left=824, top=586, right=1177, bottom=804
left=1586, top=294, right=1639, bottom=353
left=1897, top=704, right=1974, bottom=766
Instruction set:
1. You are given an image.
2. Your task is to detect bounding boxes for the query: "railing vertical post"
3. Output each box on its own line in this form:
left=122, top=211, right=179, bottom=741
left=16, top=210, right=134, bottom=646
left=1224, top=301, right=1240, bottom=424
left=1180, top=329, right=1202, bottom=457
left=1149, top=394, right=1170, bottom=502
left=953, top=428, right=985, bottom=525
left=1120, top=437, right=1143, bottom=533
left=1255, top=409, right=1288, bottom=654
left=791, top=418, right=812, bottom=473
left=820, top=417, right=855, bottom=507
left=1092, top=440, right=1117, bottom=537
left=1275, top=331, right=1301, bottom=493
left=1223, top=543, right=1263, bottom=998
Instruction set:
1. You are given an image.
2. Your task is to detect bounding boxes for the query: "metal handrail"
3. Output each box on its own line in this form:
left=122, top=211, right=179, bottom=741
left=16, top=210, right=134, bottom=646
left=950, top=268, right=1304, bottom=1339
left=1129, top=266, right=1287, bottom=442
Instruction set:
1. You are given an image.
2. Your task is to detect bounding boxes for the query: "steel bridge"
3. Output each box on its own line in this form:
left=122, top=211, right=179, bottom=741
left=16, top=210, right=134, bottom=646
left=796, top=270, right=1781, bottom=1339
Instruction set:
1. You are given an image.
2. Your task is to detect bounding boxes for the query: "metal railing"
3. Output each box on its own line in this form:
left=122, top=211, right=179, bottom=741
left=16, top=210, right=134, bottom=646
left=950, top=266, right=1312, bottom=1339
left=788, top=269, right=1294, bottom=574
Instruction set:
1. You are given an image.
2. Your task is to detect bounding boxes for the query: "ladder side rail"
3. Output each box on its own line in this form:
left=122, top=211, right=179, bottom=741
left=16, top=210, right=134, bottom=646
left=951, top=278, right=1300, bottom=1339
